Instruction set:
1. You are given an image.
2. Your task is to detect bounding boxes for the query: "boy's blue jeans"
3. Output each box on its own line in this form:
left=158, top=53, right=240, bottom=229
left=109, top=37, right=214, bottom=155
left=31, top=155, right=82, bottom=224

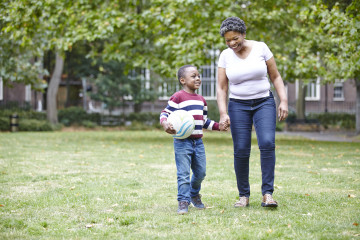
left=174, top=138, right=206, bottom=203
left=228, top=92, right=276, bottom=197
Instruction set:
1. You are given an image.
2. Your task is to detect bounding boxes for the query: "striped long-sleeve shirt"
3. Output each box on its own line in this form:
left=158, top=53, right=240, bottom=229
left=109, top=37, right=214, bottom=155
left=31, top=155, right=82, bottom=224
left=160, top=90, right=219, bottom=139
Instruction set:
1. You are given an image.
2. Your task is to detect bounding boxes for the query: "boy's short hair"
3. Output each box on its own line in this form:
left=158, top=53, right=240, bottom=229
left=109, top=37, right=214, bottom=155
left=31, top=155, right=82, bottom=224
left=177, top=65, right=197, bottom=85
left=219, top=17, right=246, bottom=37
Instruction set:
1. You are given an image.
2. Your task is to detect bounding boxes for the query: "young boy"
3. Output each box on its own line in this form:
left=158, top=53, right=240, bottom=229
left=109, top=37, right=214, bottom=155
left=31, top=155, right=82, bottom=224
left=160, top=65, right=222, bottom=214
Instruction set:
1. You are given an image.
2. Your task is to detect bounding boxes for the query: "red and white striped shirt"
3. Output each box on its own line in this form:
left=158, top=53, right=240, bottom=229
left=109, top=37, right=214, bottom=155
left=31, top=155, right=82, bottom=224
left=160, top=90, right=219, bottom=139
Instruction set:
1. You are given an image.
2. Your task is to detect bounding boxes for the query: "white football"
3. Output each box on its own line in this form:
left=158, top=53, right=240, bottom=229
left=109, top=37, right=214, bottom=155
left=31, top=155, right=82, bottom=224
left=167, top=110, right=195, bottom=139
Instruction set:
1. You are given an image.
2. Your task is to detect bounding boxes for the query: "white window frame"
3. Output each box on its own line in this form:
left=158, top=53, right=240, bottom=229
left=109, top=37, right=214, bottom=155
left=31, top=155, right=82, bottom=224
left=159, top=50, right=219, bottom=100
left=0, top=77, right=3, bottom=100
left=25, top=84, right=31, bottom=102
left=333, top=80, right=344, bottom=101
left=305, top=78, right=321, bottom=101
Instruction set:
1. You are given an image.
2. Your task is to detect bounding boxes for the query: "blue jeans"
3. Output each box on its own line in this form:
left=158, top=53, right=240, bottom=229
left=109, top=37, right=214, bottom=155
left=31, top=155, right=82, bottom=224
left=174, top=138, right=206, bottom=203
left=228, top=92, right=276, bottom=197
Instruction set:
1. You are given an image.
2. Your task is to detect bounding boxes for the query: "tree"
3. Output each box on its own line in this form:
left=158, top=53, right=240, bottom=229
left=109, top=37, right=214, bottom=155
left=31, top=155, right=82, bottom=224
left=1, top=0, right=124, bottom=124
left=313, top=1, right=360, bottom=132
left=89, top=61, right=130, bottom=115
left=2, top=0, right=358, bottom=130
left=0, top=1, right=47, bottom=88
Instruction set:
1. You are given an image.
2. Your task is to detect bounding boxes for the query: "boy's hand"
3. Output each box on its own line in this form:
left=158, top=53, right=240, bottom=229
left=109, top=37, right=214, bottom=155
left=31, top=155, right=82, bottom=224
left=161, top=121, right=176, bottom=134
left=219, top=116, right=230, bottom=131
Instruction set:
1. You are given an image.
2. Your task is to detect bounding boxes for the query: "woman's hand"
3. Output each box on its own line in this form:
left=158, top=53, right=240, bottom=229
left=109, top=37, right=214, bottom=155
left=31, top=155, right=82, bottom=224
left=220, top=114, right=230, bottom=131
left=278, top=101, right=288, bottom=121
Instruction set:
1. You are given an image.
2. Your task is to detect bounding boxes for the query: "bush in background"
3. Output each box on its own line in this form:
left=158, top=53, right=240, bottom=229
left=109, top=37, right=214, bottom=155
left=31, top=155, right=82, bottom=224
left=18, top=119, right=58, bottom=131
left=0, top=109, right=53, bottom=131
left=0, top=117, right=9, bottom=131
left=81, top=120, right=97, bottom=128
left=285, top=112, right=355, bottom=130
left=0, top=109, right=47, bottom=120
left=58, top=107, right=100, bottom=126
left=206, top=100, right=220, bottom=122
left=125, top=112, right=159, bottom=125
left=308, top=113, right=355, bottom=130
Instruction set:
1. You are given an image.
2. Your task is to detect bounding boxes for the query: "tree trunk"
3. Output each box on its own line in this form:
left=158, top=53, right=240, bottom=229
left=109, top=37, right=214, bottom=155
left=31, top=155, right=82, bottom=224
left=356, top=79, right=360, bottom=134
left=296, top=80, right=306, bottom=121
left=47, top=52, right=64, bottom=124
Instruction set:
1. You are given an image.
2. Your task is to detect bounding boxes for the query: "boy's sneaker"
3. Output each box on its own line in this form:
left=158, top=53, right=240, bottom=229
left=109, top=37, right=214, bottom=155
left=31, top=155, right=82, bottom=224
left=177, top=201, right=189, bottom=214
left=191, top=194, right=205, bottom=209
left=261, top=194, right=278, bottom=207
left=234, top=196, right=249, bottom=207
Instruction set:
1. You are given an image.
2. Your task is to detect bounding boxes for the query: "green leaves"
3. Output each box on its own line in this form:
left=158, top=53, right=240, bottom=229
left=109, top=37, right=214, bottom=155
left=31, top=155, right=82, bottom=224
left=1, top=0, right=359, bottom=86
left=0, top=0, right=126, bottom=85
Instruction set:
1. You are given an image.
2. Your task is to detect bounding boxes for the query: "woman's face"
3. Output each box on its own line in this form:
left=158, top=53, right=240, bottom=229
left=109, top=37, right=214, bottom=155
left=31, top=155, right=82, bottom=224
left=224, top=31, right=246, bottom=53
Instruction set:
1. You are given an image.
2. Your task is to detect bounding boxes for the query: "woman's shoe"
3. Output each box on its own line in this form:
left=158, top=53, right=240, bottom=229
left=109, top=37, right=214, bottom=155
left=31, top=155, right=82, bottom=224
left=234, top=196, right=249, bottom=207
left=261, top=194, right=278, bottom=207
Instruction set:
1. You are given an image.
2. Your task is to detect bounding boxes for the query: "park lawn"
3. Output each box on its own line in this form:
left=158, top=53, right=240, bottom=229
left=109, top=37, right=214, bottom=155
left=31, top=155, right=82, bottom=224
left=0, top=130, right=359, bottom=239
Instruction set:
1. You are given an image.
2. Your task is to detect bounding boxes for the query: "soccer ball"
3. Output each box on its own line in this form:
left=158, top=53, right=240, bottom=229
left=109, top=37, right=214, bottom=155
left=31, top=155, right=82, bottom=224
left=167, top=110, right=195, bottom=139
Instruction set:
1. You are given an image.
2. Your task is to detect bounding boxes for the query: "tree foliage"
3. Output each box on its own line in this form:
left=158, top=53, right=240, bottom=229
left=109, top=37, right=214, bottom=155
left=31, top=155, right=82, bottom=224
left=1, top=0, right=359, bottom=129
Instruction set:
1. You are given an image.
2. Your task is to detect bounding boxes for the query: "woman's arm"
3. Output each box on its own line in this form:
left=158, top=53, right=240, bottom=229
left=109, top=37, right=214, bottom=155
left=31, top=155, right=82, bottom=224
left=266, top=57, right=288, bottom=121
left=217, top=67, right=230, bottom=129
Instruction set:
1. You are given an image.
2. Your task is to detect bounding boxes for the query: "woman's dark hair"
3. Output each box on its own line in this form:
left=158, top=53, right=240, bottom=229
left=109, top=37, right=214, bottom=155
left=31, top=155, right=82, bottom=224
left=219, top=17, right=246, bottom=37
left=177, top=65, right=196, bottom=85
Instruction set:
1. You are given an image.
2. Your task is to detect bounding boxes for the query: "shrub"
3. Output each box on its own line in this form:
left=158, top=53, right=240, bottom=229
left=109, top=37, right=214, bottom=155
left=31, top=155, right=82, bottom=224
left=58, top=107, right=101, bottom=126
left=308, top=113, right=355, bottom=130
left=206, top=100, right=220, bottom=122
left=0, top=109, right=52, bottom=132
left=125, top=112, right=159, bottom=126
left=81, top=120, right=97, bottom=128
left=87, top=113, right=101, bottom=125
left=58, top=107, right=87, bottom=126
left=0, top=117, right=10, bottom=131
left=285, top=112, right=297, bottom=124
left=21, top=111, right=47, bottom=120
left=0, top=109, right=46, bottom=120
left=18, top=119, right=54, bottom=131
left=276, top=121, right=285, bottom=132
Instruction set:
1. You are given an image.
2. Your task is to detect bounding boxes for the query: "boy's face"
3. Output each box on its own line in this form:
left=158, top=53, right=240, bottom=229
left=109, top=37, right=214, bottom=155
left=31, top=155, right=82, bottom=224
left=180, top=67, right=201, bottom=93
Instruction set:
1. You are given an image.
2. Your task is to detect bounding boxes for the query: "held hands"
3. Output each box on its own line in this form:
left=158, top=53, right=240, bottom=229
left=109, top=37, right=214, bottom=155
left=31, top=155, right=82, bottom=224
left=161, top=121, right=176, bottom=134
left=219, top=114, right=230, bottom=131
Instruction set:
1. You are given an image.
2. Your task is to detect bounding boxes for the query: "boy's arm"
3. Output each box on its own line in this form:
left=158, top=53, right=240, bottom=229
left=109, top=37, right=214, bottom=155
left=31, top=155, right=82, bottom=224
left=202, top=100, right=220, bottom=131
left=160, top=97, right=178, bottom=134
left=160, top=110, right=176, bottom=134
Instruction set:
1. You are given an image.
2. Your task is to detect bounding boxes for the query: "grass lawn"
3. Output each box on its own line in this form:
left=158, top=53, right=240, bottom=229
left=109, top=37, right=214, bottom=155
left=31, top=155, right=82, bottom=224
left=0, top=130, right=359, bottom=239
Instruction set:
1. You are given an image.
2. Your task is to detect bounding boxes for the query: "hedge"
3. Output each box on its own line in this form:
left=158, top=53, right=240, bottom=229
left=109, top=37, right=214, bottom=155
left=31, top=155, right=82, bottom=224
left=18, top=119, right=56, bottom=131
left=307, top=113, right=355, bottom=130
left=58, top=107, right=100, bottom=126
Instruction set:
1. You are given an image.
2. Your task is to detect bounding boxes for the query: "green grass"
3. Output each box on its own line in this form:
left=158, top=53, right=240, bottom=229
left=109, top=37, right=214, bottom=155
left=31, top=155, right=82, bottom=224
left=0, top=130, right=359, bottom=239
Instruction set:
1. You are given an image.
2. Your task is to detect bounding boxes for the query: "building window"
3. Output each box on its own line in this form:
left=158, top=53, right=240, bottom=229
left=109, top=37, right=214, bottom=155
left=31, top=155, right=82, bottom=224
left=199, top=63, right=216, bottom=100
left=159, top=50, right=219, bottom=100
left=159, top=63, right=218, bottom=100
left=25, top=84, right=31, bottom=102
left=0, top=77, right=3, bottom=100
left=305, top=78, right=320, bottom=101
left=333, top=81, right=344, bottom=101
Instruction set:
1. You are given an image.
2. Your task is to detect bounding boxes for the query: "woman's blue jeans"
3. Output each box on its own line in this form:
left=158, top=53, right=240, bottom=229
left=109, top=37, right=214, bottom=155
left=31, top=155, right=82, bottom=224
left=174, top=138, right=206, bottom=203
left=228, top=92, right=276, bottom=197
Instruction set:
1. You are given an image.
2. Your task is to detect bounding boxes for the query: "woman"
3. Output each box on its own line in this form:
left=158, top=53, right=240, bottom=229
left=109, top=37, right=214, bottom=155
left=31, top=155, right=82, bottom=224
left=217, top=17, right=288, bottom=208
